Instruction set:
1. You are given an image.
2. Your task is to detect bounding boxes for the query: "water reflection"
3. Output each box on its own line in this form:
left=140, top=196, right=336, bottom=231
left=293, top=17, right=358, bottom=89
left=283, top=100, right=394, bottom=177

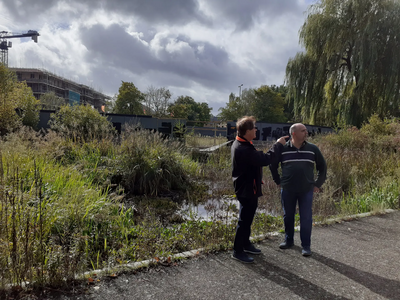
left=181, top=197, right=280, bottom=221
left=182, top=197, right=238, bottom=221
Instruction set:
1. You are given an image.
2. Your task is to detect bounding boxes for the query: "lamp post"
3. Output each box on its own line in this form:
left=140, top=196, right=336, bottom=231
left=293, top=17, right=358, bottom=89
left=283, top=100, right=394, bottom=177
left=238, top=84, right=243, bottom=99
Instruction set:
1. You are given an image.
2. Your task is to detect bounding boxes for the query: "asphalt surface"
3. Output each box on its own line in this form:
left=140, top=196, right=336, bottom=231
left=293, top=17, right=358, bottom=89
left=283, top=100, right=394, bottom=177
left=44, top=210, right=400, bottom=300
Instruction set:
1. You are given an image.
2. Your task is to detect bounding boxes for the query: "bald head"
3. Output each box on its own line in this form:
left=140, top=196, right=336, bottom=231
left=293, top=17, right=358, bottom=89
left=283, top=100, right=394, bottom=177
left=290, top=123, right=307, bottom=145
left=290, top=123, right=305, bottom=135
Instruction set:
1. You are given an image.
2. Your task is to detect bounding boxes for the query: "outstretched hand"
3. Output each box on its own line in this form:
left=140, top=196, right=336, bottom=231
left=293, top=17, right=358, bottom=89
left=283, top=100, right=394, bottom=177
left=277, top=136, right=289, bottom=145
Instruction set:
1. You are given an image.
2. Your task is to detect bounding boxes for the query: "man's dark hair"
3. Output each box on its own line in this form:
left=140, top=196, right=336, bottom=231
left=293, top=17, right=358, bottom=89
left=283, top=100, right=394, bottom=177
left=236, top=116, right=256, bottom=137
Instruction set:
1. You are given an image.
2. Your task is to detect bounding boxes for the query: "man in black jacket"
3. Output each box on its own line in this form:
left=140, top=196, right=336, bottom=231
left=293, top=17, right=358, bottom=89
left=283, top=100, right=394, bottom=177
left=231, top=116, right=287, bottom=263
left=269, top=123, right=327, bottom=257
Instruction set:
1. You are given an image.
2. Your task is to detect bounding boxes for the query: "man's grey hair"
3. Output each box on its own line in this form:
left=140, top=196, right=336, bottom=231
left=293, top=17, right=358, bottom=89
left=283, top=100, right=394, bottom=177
left=289, top=124, right=297, bottom=135
left=289, top=123, right=303, bottom=135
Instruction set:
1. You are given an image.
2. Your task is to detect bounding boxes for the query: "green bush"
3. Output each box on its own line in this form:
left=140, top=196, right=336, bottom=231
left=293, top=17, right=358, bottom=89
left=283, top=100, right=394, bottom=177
left=118, top=126, right=199, bottom=195
left=49, top=105, right=115, bottom=141
left=360, top=114, right=398, bottom=137
left=0, top=65, right=40, bottom=134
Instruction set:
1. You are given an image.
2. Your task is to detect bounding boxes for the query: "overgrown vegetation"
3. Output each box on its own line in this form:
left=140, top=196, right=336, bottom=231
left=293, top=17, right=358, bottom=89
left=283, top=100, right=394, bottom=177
left=0, top=113, right=399, bottom=295
left=49, top=104, right=116, bottom=141
left=0, top=64, right=40, bottom=134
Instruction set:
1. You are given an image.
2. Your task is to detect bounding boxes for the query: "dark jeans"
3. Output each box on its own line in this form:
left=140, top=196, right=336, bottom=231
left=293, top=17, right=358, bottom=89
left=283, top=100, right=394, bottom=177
left=281, top=189, right=314, bottom=249
left=233, top=196, right=258, bottom=253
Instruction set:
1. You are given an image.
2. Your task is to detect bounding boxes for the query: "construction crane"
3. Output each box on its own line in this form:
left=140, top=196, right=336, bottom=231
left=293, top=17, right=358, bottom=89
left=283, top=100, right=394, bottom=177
left=0, top=30, right=40, bottom=66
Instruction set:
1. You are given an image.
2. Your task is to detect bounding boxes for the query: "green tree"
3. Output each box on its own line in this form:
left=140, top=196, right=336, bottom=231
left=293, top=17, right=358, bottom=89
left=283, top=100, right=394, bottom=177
left=49, top=104, right=115, bottom=140
left=40, top=91, right=66, bottom=110
left=15, top=83, right=40, bottom=128
left=218, top=87, right=287, bottom=122
left=218, top=93, right=240, bottom=121
left=168, top=96, right=212, bottom=126
left=0, top=64, right=40, bottom=133
left=218, top=90, right=254, bottom=121
left=113, top=81, right=145, bottom=115
left=270, top=84, right=295, bottom=122
left=286, top=0, right=400, bottom=127
left=251, top=85, right=287, bottom=123
left=168, top=103, right=188, bottom=119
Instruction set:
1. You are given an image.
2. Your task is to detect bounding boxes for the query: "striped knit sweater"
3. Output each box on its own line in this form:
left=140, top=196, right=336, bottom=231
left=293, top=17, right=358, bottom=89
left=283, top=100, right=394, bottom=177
left=269, top=140, right=327, bottom=193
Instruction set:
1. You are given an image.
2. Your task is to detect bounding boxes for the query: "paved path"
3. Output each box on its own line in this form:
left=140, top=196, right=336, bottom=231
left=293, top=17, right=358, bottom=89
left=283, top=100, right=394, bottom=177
left=46, top=210, right=400, bottom=300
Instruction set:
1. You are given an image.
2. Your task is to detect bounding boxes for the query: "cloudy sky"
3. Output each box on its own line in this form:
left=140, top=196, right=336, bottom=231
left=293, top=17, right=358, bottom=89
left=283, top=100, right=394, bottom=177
left=0, top=0, right=315, bottom=115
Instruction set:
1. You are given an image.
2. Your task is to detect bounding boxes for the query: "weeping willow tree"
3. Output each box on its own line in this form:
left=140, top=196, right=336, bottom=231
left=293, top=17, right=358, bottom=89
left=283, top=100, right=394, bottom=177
left=286, top=0, right=400, bottom=126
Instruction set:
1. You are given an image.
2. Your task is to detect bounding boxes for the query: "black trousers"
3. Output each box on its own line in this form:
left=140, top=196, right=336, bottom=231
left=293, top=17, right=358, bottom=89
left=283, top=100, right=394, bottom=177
left=233, top=196, right=258, bottom=253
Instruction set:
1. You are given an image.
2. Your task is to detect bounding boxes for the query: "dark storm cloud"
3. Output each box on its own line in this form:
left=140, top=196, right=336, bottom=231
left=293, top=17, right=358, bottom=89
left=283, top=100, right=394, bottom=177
left=1, top=0, right=57, bottom=18
left=154, top=36, right=240, bottom=88
left=2, top=0, right=82, bottom=26
left=80, top=24, right=156, bottom=73
left=79, top=23, right=260, bottom=90
left=102, top=0, right=208, bottom=25
left=2, top=0, right=207, bottom=27
left=206, top=0, right=304, bottom=31
left=3, top=0, right=307, bottom=31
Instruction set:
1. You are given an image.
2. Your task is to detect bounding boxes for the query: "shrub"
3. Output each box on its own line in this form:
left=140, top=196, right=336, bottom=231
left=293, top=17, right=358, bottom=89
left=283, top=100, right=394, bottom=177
left=360, top=114, right=397, bottom=136
left=0, top=65, right=40, bottom=134
left=49, top=105, right=115, bottom=141
left=117, top=126, right=199, bottom=196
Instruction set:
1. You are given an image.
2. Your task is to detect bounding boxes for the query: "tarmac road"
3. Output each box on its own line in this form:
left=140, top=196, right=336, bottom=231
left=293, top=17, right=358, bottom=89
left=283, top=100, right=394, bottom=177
left=43, top=210, right=400, bottom=300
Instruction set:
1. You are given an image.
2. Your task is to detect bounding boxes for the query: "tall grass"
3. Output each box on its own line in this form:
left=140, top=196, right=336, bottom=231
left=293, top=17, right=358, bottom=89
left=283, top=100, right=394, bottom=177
left=0, top=126, right=233, bottom=293
left=118, top=126, right=199, bottom=196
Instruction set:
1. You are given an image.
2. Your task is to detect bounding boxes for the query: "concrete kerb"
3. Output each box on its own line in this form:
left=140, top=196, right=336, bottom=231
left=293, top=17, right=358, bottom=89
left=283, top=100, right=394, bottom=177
left=80, top=208, right=397, bottom=280
left=81, top=248, right=205, bottom=280
left=251, top=208, right=396, bottom=242
left=322, top=208, right=396, bottom=224
left=8, top=249, right=207, bottom=289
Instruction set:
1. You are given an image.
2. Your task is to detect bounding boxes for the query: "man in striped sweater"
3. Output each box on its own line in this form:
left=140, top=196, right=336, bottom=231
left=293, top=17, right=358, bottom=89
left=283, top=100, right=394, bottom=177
left=269, top=123, right=327, bottom=256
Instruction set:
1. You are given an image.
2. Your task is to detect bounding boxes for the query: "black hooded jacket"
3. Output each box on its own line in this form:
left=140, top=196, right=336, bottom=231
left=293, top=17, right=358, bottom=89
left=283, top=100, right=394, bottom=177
left=231, top=136, right=283, bottom=198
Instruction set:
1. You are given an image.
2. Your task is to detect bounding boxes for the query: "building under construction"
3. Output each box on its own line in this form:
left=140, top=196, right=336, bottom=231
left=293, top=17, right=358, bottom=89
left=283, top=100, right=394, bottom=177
left=10, top=67, right=109, bottom=111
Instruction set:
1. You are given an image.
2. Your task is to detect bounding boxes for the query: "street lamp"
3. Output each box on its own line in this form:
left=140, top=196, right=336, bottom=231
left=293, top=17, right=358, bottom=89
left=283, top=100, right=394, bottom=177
left=238, top=84, right=243, bottom=99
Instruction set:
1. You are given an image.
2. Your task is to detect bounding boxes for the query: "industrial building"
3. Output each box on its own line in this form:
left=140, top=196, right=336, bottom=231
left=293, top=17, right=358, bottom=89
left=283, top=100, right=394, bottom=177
left=10, top=67, right=109, bottom=111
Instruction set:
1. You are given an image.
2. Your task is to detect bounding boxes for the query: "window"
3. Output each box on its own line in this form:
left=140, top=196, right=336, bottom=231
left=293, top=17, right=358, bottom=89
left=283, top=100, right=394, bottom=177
left=30, top=74, right=35, bottom=79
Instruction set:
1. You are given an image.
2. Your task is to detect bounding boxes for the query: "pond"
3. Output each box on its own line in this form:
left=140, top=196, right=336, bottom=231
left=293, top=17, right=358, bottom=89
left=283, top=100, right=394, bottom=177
left=181, top=196, right=238, bottom=221
left=181, top=196, right=281, bottom=221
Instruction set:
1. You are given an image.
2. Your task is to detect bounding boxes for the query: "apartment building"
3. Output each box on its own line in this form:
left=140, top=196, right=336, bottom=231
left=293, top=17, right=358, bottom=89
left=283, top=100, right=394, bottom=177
left=10, top=68, right=109, bottom=111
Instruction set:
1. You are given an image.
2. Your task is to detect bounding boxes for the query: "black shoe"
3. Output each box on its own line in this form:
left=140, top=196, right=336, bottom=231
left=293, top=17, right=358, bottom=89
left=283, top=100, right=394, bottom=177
left=302, top=248, right=312, bottom=256
left=231, top=252, right=254, bottom=264
left=244, top=244, right=261, bottom=255
left=279, top=241, right=294, bottom=249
